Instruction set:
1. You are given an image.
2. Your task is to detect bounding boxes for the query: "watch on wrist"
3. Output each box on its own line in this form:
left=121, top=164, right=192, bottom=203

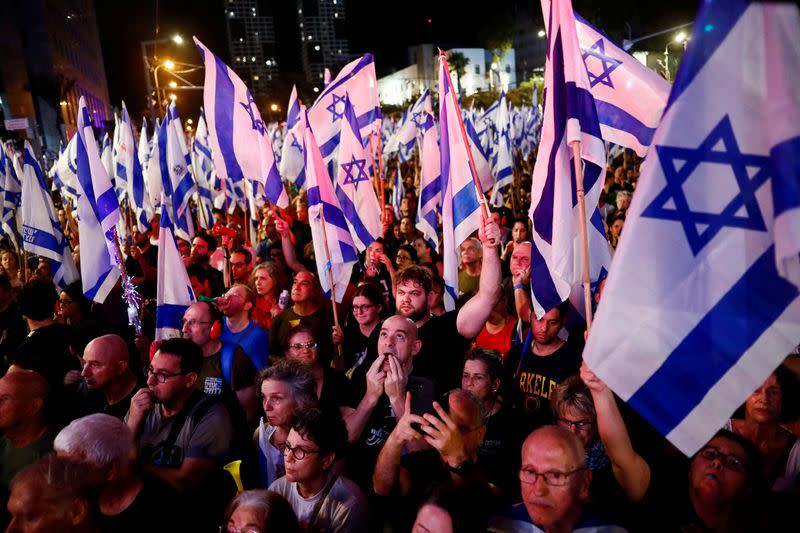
left=447, top=459, right=475, bottom=476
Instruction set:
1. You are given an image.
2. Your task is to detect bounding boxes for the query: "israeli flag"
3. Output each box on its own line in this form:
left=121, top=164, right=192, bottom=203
left=529, top=0, right=611, bottom=320
left=439, top=53, right=483, bottom=311
left=279, top=85, right=307, bottom=189
left=195, top=38, right=288, bottom=208
left=75, top=97, right=121, bottom=303
left=50, top=135, right=79, bottom=206
left=584, top=0, right=800, bottom=456
left=335, top=94, right=382, bottom=252
left=575, top=14, right=671, bottom=157
left=21, top=141, right=78, bottom=289
left=111, top=114, right=128, bottom=203
left=490, top=90, right=514, bottom=207
left=307, top=54, right=382, bottom=164
left=1, top=146, right=22, bottom=245
left=416, top=110, right=441, bottom=252
left=303, top=110, right=358, bottom=303
left=191, top=110, right=216, bottom=230
left=384, top=89, right=431, bottom=157
left=138, top=117, right=151, bottom=171
left=155, top=196, right=195, bottom=341
left=101, top=133, right=113, bottom=182
left=324, top=67, right=332, bottom=87
left=392, top=161, right=405, bottom=219
left=463, top=114, right=494, bottom=193
left=118, top=102, right=151, bottom=232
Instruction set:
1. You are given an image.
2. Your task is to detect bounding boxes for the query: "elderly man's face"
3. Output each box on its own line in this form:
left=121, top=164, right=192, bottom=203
left=520, top=430, right=590, bottom=530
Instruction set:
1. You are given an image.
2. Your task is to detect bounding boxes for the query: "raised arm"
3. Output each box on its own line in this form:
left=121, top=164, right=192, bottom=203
left=457, top=217, right=502, bottom=338
left=581, top=361, right=651, bottom=502
left=372, top=392, right=425, bottom=496
left=274, top=214, right=307, bottom=274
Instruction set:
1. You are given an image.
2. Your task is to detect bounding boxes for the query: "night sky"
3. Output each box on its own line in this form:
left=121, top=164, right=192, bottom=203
left=97, top=0, right=699, bottom=120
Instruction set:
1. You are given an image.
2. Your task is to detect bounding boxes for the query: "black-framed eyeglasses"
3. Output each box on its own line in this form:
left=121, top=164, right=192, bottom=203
left=219, top=526, right=260, bottom=533
left=698, top=447, right=747, bottom=472
left=180, top=319, right=212, bottom=328
left=146, top=366, right=188, bottom=384
left=282, top=442, right=320, bottom=461
left=352, top=304, right=375, bottom=313
left=288, top=342, right=317, bottom=350
left=558, top=418, right=594, bottom=431
left=519, top=466, right=587, bottom=486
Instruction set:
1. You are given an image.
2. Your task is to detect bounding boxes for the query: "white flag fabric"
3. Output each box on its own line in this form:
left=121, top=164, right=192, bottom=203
left=529, top=0, right=611, bottom=320
left=191, top=110, right=216, bottom=230
left=118, top=102, right=152, bottom=232
left=21, top=141, right=78, bottom=289
left=279, top=86, right=307, bottom=189
left=439, top=53, right=484, bottom=311
left=584, top=0, right=800, bottom=456
left=75, top=97, right=121, bottom=303
left=416, top=110, right=442, bottom=252
left=303, top=111, right=358, bottom=303
left=195, top=37, right=288, bottom=208
left=155, top=197, right=195, bottom=341
left=1, top=145, right=22, bottom=246
left=490, top=91, right=514, bottom=207
left=575, top=14, right=671, bottom=157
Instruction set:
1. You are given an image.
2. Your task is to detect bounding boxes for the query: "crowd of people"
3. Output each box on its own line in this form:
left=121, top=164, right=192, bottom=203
left=0, top=149, right=797, bottom=533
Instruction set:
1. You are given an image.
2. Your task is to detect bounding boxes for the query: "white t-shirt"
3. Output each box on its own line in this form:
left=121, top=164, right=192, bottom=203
left=269, top=473, right=367, bottom=533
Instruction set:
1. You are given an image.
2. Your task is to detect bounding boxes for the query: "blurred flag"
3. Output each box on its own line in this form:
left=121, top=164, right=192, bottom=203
left=118, top=102, right=152, bottom=232
left=392, top=160, right=404, bottom=219
left=575, top=14, right=671, bottom=156
left=335, top=94, right=383, bottom=252
left=1, top=146, right=22, bottom=246
left=75, top=96, right=121, bottom=303
left=584, top=0, right=800, bottom=456
left=416, top=110, right=441, bottom=252
left=384, top=89, right=431, bottom=156
left=307, top=54, right=381, bottom=165
left=304, top=111, right=358, bottom=303
left=155, top=196, right=195, bottom=341
left=490, top=90, right=514, bottom=207
left=463, top=114, right=494, bottom=193
left=439, top=52, right=484, bottom=311
left=279, top=85, right=307, bottom=189
left=529, top=0, right=611, bottom=320
left=195, top=37, right=288, bottom=208
left=324, top=67, right=332, bottom=87
left=191, top=110, right=216, bottom=230
left=101, top=133, right=113, bottom=182
left=21, top=141, right=78, bottom=289
left=138, top=117, right=151, bottom=171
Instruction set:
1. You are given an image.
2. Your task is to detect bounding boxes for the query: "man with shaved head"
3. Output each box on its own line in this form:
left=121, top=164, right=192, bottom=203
left=0, top=368, right=56, bottom=517
left=490, top=425, right=626, bottom=532
left=81, top=334, right=141, bottom=420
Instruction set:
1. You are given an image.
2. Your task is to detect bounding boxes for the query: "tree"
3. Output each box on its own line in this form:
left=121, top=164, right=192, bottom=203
left=446, top=51, right=470, bottom=96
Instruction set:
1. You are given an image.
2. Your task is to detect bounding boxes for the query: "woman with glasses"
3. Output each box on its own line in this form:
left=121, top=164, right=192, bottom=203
left=394, top=243, right=418, bottom=271
left=461, top=348, right=521, bottom=501
left=550, top=367, right=651, bottom=520
left=334, top=283, right=384, bottom=376
left=254, top=360, right=318, bottom=491
left=56, top=280, right=93, bottom=326
left=249, top=263, right=287, bottom=331
left=726, top=366, right=800, bottom=492
left=221, top=489, right=300, bottom=533
left=283, top=325, right=355, bottom=412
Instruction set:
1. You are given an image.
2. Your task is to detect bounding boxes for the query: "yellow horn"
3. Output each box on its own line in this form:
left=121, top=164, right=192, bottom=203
left=224, top=460, right=244, bottom=493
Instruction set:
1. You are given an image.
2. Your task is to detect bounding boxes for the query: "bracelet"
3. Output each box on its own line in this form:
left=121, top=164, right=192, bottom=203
left=514, top=284, right=526, bottom=290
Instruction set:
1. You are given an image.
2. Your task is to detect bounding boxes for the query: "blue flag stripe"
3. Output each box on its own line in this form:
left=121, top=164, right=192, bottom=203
left=628, top=244, right=799, bottom=435
left=595, top=100, right=657, bottom=147
left=156, top=303, right=190, bottom=329
left=212, top=54, right=246, bottom=182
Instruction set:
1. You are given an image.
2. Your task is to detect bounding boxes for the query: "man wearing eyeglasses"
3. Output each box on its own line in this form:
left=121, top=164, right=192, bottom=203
left=490, top=425, right=625, bottom=533
left=126, top=338, right=233, bottom=513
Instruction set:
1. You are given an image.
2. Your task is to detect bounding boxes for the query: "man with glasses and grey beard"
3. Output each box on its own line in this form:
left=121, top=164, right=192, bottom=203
left=126, top=338, right=234, bottom=530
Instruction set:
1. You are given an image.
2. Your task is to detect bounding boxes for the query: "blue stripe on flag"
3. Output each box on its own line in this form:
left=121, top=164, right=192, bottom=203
left=771, top=136, right=800, bottom=219
left=335, top=186, right=376, bottom=248
left=22, top=226, right=61, bottom=255
left=156, top=303, right=189, bottom=329
left=420, top=178, right=440, bottom=206
left=628, top=245, right=799, bottom=436
left=530, top=233, right=562, bottom=313
left=83, top=267, right=114, bottom=302
left=452, top=184, right=480, bottom=228
left=213, top=55, right=245, bottom=182
left=595, top=100, right=657, bottom=147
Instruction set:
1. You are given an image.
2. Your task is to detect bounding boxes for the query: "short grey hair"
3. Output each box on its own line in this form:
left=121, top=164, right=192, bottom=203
left=256, top=359, right=318, bottom=410
left=54, top=413, right=134, bottom=469
left=551, top=376, right=597, bottom=421
left=447, top=388, right=487, bottom=427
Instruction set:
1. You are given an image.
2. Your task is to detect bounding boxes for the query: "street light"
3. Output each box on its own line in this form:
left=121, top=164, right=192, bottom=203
left=169, top=81, right=178, bottom=88
left=169, top=93, right=177, bottom=102
left=140, top=34, right=184, bottom=114
left=661, top=30, right=690, bottom=81
left=537, top=29, right=546, bottom=38
left=172, top=34, right=184, bottom=45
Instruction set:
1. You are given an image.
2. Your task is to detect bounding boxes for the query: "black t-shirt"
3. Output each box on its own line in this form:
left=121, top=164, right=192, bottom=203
left=98, top=476, right=182, bottom=533
left=269, top=304, right=334, bottom=358
left=320, top=366, right=357, bottom=409
left=11, top=323, right=78, bottom=392
left=0, top=302, right=26, bottom=372
left=342, top=319, right=381, bottom=375
left=478, top=402, right=524, bottom=503
left=415, top=311, right=471, bottom=393
left=104, top=376, right=146, bottom=420
left=504, top=331, right=584, bottom=430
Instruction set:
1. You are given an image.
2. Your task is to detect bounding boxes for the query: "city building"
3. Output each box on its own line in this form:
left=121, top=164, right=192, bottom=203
left=225, top=0, right=278, bottom=98
left=297, top=0, right=351, bottom=87
left=377, top=45, right=516, bottom=106
left=0, top=0, right=110, bottom=155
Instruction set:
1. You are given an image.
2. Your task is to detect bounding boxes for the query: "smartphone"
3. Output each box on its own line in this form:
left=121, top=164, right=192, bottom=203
left=408, top=376, right=437, bottom=433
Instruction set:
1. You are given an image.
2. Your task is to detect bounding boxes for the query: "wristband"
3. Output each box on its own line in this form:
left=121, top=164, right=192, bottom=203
left=514, top=284, right=526, bottom=290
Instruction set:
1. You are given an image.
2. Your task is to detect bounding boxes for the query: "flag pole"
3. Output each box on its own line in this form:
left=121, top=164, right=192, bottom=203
left=369, top=133, right=386, bottom=224
left=316, top=206, right=343, bottom=364
left=439, top=50, right=489, bottom=221
left=570, top=141, right=594, bottom=332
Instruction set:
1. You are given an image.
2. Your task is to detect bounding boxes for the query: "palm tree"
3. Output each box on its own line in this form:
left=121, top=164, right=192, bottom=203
left=446, top=51, right=470, bottom=96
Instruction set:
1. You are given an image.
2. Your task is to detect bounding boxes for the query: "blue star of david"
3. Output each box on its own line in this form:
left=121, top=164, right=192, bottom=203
left=290, top=133, right=303, bottom=153
left=581, top=38, right=622, bottom=89
left=411, top=111, right=424, bottom=127
left=641, top=115, right=770, bottom=256
left=239, top=92, right=266, bottom=135
left=340, top=155, right=369, bottom=190
left=326, top=93, right=346, bottom=123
